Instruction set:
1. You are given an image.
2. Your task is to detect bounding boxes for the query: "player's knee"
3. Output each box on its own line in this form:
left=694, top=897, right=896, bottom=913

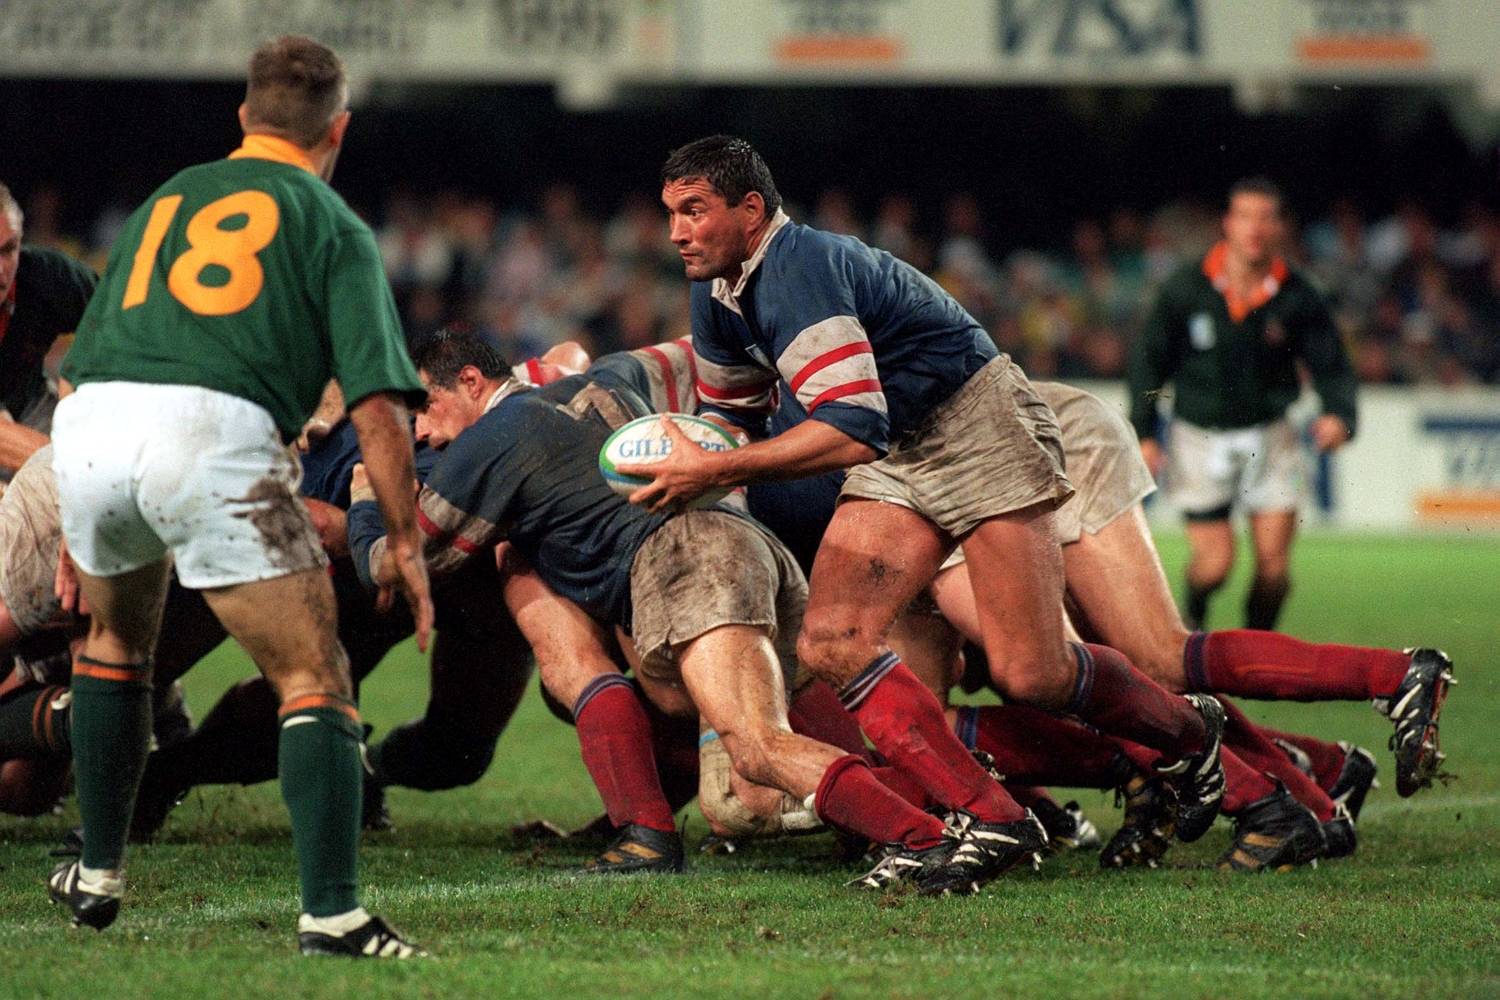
left=796, top=618, right=877, bottom=682
left=988, top=652, right=1073, bottom=708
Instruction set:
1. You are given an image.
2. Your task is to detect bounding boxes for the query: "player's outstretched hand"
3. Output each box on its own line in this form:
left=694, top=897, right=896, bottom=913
left=378, top=540, right=435, bottom=652
left=617, top=415, right=722, bottom=514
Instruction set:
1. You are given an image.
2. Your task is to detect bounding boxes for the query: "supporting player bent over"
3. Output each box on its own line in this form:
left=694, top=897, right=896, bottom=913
left=47, top=36, right=432, bottom=958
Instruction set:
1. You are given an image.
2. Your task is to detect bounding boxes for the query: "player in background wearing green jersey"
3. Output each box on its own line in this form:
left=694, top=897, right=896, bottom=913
left=1128, top=178, right=1357, bottom=633
left=46, top=36, right=434, bottom=959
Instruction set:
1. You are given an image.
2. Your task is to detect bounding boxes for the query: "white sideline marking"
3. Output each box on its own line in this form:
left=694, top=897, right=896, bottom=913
left=1360, top=792, right=1500, bottom=818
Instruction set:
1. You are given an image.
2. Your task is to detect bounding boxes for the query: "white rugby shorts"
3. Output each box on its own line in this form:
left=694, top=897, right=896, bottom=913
left=51, top=382, right=327, bottom=588
left=1164, top=417, right=1305, bottom=518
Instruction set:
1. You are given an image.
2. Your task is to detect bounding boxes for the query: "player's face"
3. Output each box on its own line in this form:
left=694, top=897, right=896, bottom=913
left=662, top=178, right=758, bottom=283
left=0, top=213, right=20, bottom=301
left=1223, top=192, right=1283, bottom=268
left=415, top=375, right=474, bottom=450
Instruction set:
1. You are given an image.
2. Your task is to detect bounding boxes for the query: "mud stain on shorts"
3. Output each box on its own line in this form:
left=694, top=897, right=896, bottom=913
left=230, top=477, right=321, bottom=571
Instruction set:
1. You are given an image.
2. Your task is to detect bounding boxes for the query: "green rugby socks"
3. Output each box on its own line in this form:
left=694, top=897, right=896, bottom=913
left=71, top=656, right=154, bottom=871
left=278, top=696, right=363, bottom=917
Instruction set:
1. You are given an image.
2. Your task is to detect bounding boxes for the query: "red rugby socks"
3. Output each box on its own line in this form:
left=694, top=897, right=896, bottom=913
left=1218, top=699, right=1336, bottom=821
left=953, top=704, right=1129, bottom=788
left=788, top=679, right=873, bottom=761
left=815, top=754, right=947, bottom=850
left=573, top=674, right=677, bottom=833
left=840, top=654, right=1026, bottom=823
left=1064, top=643, right=1206, bottom=763
left=1185, top=630, right=1411, bottom=702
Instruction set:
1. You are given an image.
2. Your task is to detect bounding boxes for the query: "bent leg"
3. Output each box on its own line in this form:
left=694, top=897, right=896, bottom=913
left=1061, top=505, right=1194, bottom=690
left=682, top=624, right=946, bottom=851
left=801, top=500, right=1024, bottom=823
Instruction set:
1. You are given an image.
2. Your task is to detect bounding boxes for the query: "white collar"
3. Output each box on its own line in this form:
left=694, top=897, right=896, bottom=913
left=483, top=378, right=526, bottom=414
left=711, top=209, right=791, bottom=315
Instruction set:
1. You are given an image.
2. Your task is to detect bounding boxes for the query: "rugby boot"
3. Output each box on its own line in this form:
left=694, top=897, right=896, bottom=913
left=1159, top=694, right=1226, bottom=843
left=1215, top=782, right=1328, bottom=872
left=1030, top=796, right=1102, bottom=853
left=1376, top=649, right=1454, bottom=797
left=916, top=810, right=1049, bottom=897
left=1100, top=773, right=1176, bottom=870
left=1271, top=738, right=1315, bottom=777
left=848, top=838, right=957, bottom=891
left=298, top=911, right=430, bottom=959
left=1328, top=742, right=1379, bottom=821
left=47, top=859, right=123, bottom=931
left=577, top=823, right=685, bottom=875
left=1322, top=804, right=1357, bottom=860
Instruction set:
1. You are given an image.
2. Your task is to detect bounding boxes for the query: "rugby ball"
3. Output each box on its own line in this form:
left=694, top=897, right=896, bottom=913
left=599, top=414, right=739, bottom=509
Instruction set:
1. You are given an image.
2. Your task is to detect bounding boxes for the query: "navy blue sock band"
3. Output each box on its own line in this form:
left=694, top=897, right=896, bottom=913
left=837, top=652, right=901, bottom=711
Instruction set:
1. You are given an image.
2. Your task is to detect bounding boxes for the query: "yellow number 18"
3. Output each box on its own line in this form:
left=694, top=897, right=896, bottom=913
left=122, top=190, right=280, bottom=316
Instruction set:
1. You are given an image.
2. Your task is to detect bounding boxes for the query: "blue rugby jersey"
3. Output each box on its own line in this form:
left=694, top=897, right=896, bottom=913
left=692, top=212, right=997, bottom=456
left=351, top=373, right=670, bottom=629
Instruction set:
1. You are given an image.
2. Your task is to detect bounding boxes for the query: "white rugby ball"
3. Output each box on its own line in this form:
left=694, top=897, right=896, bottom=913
left=599, top=414, right=739, bottom=509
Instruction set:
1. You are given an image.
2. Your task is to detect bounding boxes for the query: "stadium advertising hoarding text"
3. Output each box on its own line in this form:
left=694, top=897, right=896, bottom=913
left=1084, top=381, right=1500, bottom=532
left=2, top=0, right=1494, bottom=102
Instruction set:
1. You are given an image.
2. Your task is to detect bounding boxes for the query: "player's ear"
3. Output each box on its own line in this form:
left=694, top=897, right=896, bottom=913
left=328, top=110, right=352, bottom=148
left=237, top=103, right=250, bottom=133
left=742, top=190, right=766, bottom=223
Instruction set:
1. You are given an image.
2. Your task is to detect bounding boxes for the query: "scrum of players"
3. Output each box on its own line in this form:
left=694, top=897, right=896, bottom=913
left=0, top=43, right=1456, bottom=959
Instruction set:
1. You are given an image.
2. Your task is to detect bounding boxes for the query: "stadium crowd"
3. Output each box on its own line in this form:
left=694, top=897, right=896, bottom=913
left=20, top=180, right=1500, bottom=388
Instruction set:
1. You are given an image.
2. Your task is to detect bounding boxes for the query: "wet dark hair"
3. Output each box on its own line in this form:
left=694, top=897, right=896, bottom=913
left=409, top=326, right=509, bottom=389
left=661, top=135, right=782, bottom=215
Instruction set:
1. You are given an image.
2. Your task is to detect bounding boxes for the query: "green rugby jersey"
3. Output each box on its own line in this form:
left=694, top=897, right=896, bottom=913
left=63, top=135, right=422, bottom=439
left=1127, top=242, right=1357, bottom=441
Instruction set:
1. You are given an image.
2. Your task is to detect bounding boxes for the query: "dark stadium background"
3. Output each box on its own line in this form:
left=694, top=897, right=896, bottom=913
left=3, top=81, right=1495, bottom=247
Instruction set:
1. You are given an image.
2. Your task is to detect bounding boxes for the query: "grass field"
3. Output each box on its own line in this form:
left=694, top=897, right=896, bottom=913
left=1, top=532, right=1497, bottom=999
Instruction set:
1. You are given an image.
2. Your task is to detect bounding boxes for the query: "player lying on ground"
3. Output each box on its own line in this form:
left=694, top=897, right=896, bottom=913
left=45, top=35, right=433, bottom=958
left=353, top=328, right=1009, bottom=895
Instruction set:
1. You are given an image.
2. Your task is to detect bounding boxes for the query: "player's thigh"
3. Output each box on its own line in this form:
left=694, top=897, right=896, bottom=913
left=1062, top=504, right=1192, bottom=689
left=76, top=561, right=174, bottom=658
left=800, top=499, right=951, bottom=675
left=957, top=503, right=1073, bottom=690
left=502, top=548, right=620, bottom=707
left=200, top=568, right=350, bottom=700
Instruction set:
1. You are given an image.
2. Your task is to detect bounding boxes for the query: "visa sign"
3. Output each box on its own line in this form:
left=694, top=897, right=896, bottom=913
left=997, top=0, right=1200, bottom=57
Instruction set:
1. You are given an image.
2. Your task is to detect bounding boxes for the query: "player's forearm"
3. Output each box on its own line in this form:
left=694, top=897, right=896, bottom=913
left=0, top=422, right=48, bottom=473
left=710, top=418, right=877, bottom=486
left=347, top=392, right=420, bottom=548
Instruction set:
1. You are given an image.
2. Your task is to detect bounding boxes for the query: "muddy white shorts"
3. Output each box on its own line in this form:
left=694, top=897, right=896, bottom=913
left=51, top=382, right=327, bottom=589
left=1164, top=417, right=1304, bottom=519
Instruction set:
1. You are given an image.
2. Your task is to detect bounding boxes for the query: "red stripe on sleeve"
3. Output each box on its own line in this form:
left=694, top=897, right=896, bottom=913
left=696, top=379, right=776, bottom=404
left=640, top=345, right=680, bottom=413
left=806, top=379, right=883, bottom=413
left=789, top=341, right=874, bottom=394
left=416, top=506, right=448, bottom=539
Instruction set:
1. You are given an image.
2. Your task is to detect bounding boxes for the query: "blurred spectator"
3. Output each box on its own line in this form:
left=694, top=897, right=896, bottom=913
left=19, top=175, right=1500, bottom=386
